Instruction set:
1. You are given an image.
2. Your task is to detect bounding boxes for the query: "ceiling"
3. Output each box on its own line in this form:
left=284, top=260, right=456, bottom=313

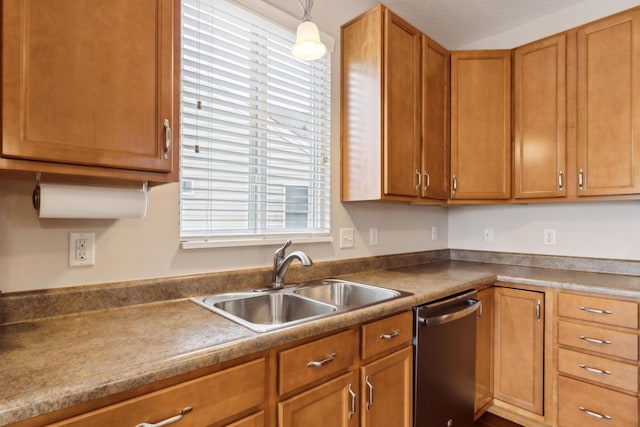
left=381, top=0, right=591, bottom=49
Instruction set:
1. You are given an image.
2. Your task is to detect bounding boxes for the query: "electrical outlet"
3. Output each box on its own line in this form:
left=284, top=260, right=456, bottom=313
left=431, top=226, right=439, bottom=241
left=483, top=228, right=494, bottom=242
left=340, top=228, right=354, bottom=249
left=369, top=227, right=378, bottom=246
left=544, top=229, right=556, bottom=245
left=69, top=232, right=95, bottom=267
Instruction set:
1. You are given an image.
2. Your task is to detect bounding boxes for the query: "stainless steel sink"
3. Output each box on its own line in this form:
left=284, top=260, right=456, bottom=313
left=191, top=279, right=411, bottom=333
left=293, top=279, right=401, bottom=308
left=191, top=292, right=336, bottom=333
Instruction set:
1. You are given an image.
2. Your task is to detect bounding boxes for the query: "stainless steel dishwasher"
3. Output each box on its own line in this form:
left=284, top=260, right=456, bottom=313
left=413, top=290, right=481, bottom=427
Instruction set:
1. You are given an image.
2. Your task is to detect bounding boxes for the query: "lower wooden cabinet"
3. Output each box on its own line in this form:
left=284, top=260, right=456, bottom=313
left=278, top=311, right=413, bottom=427
left=47, top=358, right=266, bottom=427
left=278, top=372, right=358, bottom=427
left=556, top=291, right=640, bottom=427
left=474, top=287, right=494, bottom=416
left=493, top=287, right=544, bottom=415
left=360, top=347, right=413, bottom=427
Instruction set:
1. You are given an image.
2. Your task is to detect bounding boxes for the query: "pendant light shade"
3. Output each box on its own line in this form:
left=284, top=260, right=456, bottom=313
left=291, top=0, right=327, bottom=61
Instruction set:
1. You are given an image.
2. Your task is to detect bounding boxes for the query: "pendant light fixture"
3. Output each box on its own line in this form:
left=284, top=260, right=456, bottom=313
left=291, top=0, right=327, bottom=60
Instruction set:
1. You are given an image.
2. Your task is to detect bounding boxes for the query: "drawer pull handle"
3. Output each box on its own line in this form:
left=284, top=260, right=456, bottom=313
left=136, top=407, right=192, bottom=427
left=579, top=406, right=612, bottom=421
left=307, top=352, right=336, bottom=367
left=579, top=306, right=613, bottom=315
left=579, top=335, right=612, bottom=345
left=348, top=384, right=356, bottom=420
left=579, top=364, right=612, bottom=375
left=365, top=375, right=374, bottom=410
left=380, top=329, right=400, bottom=340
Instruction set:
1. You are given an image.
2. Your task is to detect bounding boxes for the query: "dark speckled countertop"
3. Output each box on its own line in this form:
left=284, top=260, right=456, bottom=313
left=2, top=258, right=640, bottom=426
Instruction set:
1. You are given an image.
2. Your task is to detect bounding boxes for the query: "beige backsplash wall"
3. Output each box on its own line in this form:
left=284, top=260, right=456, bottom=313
left=0, top=0, right=449, bottom=293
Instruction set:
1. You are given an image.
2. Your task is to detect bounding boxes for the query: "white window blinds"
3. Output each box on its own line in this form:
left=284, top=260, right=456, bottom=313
left=180, top=0, right=331, bottom=242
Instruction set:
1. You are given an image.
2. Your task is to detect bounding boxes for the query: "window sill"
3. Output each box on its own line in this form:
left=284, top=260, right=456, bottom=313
left=180, top=235, right=333, bottom=249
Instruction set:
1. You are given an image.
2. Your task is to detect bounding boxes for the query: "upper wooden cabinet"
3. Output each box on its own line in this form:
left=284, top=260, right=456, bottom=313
left=576, top=10, right=640, bottom=196
left=513, top=35, right=567, bottom=199
left=341, top=5, right=448, bottom=203
left=421, top=36, right=450, bottom=200
left=1, top=0, right=178, bottom=183
left=450, top=50, right=511, bottom=200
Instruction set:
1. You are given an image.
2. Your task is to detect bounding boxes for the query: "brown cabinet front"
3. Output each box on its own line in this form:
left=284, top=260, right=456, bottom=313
left=2, top=0, right=177, bottom=179
left=450, top=50, right=511, bottom=200
left=47, top=358, right=266, bottom=427
left=493, top=287, right=544, bottom=415
left=475, top=288, right=494, bottom=415
left=360, top=347, right=413, bottom=427
left=577, top=10, right=640, bottom=196
left=513, top=34, right=567, bottom=199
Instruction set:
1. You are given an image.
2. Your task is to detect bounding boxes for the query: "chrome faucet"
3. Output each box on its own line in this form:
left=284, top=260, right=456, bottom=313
left=272, top=240, right=313, bottom=289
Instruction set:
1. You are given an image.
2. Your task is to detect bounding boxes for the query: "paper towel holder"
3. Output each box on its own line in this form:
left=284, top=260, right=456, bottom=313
left=32, top=172, right=42, bottom=210
left=32, top=173, right=149, bottom=217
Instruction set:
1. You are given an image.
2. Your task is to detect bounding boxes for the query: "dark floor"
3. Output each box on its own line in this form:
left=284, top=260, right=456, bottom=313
left=475, top=412, right=524, bottom=427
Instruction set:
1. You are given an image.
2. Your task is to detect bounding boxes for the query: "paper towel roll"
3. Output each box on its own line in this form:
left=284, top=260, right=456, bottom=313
left=34, top=183, right=148, bottom=219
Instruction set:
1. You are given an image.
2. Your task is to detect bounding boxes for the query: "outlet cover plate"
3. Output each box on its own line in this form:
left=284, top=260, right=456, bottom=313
left=69, top=232, right=95, bottom=267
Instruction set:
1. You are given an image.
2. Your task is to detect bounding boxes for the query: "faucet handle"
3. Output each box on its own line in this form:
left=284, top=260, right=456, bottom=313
left=275, top=240, right=292, bottom=259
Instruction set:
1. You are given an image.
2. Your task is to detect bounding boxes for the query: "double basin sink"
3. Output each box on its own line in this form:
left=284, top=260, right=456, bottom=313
left=191, top=279, right=411, bottom=332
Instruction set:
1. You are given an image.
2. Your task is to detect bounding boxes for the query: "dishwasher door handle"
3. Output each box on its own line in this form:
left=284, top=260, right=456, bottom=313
left=418, top=299, right=482, bottom=326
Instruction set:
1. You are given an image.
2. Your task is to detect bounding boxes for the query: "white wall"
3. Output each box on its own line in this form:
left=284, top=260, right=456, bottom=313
left=449, top=202, right=640, bottom=260
left=0, top=0, right=449, bottom=293
left=458, top=0, right=640, bottom=50
left=449, top=0, right=640, bottom=260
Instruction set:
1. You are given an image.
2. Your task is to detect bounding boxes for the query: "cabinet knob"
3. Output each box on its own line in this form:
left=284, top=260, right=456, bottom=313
left=365, top=375, right=374, bottom=410
left=415, top=170, right=422, bottom=191
left=452, top=175, right=457, bottom=193
left=135, top=407, right=192, bottom=427
left=163, top=119, right=172, bottom=160
left=578, top=406, right=612, bottom=420
left=307, top=352, right=336, bottom=367
left=348, top=384, right=356, bottom=420
left=558, top=170, right=563, bottom=190
left=578, top=168, right=584, bottom=190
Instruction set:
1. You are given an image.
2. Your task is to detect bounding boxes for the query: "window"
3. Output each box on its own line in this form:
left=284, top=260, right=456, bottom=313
left=180, top=0, right=331, bottom=244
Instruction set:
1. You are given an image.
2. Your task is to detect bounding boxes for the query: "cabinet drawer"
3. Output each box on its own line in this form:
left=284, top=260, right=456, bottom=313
left=361, top=311, right=412, bottom=360
left=558, top=348, right=638, bottom=393
left=558, top=376, right=638, bottom=427
left=558, top=319, right=638, bottom=360
left=48, top=358, right=266, bottom=427
left=559, top=292, right=638, bottom=329
left=279, top=329, right=356, bottom=395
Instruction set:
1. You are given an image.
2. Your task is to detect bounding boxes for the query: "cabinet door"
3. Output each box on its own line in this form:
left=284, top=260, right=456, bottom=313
left=514, top=35, right=567, bottom=199
left=451, top=51, right=511, bottom=200
left=421, top=36, right=450, bottom=200
left=278, top=372, right=358, bottom=427
left=494, top=288, right=544, bottom=415
left=360, top=347, right=413, bottom=427
left=2, top=0, right=175, bottom=173
left=475, top=288, right=494, bottom=415
left=577, top=10, right=640, bottom=196
left=383, top=9, right=421, bottom=198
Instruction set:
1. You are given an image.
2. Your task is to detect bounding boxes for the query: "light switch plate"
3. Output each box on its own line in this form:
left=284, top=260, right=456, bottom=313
left=340, top=228, right=354, bottom=249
